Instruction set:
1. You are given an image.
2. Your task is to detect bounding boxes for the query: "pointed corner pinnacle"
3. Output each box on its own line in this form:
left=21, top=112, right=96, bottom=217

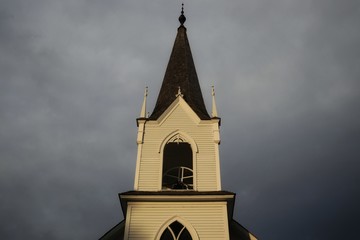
left=140, top=86, right=148, bottom=118
left=179, top=3, right=186, bottom=26
left=211, top=86, right=219, bottom=118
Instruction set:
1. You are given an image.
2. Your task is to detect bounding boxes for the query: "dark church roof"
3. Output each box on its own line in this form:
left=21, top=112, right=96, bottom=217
left=149, top=9, right=210, bottom=120
left=99, top=220, right=125, bottom=240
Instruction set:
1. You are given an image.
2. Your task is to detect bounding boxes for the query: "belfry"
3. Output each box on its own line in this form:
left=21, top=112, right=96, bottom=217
left=100, top=5, right=257, bottom=240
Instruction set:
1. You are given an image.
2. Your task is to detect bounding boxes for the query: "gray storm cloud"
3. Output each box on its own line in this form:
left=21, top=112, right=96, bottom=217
left=0, top=0, right=359, bottom=239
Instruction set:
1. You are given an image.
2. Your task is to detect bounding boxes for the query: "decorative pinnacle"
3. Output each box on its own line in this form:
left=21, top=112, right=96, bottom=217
left=211, top=86, right=218, bottom=117
left=179, top=3, right=186, bottom=25
left=140, top=86, right=148, bottom=118
left=176, top=86, right=184, bottom=97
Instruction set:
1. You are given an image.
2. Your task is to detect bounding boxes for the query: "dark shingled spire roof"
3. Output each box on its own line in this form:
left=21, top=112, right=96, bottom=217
left=149, top=7, right=210, bottom=120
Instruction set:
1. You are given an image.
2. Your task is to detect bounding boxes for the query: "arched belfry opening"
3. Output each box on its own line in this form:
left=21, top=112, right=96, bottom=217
left=160, top=221, right=193, bottom=240
left=162, top=138, right=193, bottom=190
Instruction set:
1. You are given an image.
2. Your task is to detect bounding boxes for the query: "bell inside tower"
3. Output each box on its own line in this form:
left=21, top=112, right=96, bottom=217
left=162, top=142, right=193, bottom=190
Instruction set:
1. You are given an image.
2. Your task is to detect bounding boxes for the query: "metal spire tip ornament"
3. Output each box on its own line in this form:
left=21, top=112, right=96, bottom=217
left=179, top=3, right=186, bottom=25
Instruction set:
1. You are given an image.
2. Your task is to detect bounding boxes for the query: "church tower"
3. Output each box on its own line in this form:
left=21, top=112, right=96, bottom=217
left=100, top=6, right=257, bottom=240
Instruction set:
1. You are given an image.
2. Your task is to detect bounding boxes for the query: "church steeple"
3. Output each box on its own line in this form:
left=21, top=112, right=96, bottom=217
left=100, top=6, right=258, bottom=240
left=149, top=5, right=210, bottom=120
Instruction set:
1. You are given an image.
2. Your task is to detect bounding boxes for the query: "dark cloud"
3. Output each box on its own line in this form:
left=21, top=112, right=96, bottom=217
left=0, top=0, right=359, bottom=239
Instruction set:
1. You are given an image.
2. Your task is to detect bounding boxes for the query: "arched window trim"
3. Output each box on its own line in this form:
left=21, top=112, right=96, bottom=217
left=158, top=130, right=198, bottom=153
left=154, top=216, right=199, bottom=240
left=158, top=131, right=198, bottom=190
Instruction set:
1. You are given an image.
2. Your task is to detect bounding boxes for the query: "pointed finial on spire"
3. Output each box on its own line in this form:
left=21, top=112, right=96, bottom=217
left=176, top=86, right=184, bottom=97
left=140, top=86, right=148, bottom=118
left=211, top=86, right=218, bottom=118
left=179, top=3, right=186, bottom=26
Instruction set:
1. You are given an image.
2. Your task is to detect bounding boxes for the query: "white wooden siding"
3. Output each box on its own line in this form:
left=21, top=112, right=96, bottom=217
left=125, top=202, right=229, bottom=240
left=136, top=100, right=220, bottom=191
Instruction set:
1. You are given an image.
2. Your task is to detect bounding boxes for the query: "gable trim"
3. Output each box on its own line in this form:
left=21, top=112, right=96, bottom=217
left=156, top=96, right=201, bottom=126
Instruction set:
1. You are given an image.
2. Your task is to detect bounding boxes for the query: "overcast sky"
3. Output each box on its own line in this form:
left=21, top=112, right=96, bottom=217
left=1, top=0, right=359, bottom=239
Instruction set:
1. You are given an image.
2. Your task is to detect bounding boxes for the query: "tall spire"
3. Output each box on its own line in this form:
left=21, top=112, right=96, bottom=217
left=149, top=5, right=210, bottom=120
